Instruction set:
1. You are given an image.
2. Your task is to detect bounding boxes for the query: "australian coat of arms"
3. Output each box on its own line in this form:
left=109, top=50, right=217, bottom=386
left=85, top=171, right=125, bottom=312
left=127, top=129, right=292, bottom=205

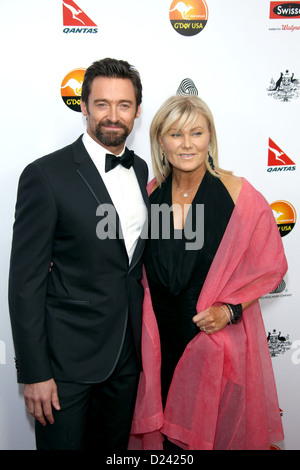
left=267, top=329, right=292, bottom=357
left=267, top=70, right=300, bottom=102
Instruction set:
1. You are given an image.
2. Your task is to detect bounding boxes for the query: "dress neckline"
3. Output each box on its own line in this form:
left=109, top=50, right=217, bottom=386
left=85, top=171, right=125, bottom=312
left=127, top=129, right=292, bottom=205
left=169, top=171, right=209, bottom=231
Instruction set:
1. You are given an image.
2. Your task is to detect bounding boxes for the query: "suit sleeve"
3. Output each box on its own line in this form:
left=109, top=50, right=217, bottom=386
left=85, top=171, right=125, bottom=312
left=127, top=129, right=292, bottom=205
left=8, top=162, right=57, bottom=383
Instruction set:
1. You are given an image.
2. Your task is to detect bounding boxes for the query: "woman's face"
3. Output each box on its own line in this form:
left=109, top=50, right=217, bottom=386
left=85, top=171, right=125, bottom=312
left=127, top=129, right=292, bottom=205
left=159, top=113, right=211, bottom=174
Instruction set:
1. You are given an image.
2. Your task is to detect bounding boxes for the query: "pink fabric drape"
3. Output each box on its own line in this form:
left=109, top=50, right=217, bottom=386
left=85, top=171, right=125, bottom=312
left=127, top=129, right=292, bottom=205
left=129, top=178, right=287, bottom=450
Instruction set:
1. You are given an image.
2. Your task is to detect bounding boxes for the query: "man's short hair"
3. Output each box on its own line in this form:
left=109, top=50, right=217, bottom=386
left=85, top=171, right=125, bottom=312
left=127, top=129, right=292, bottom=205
left=81, top=58, right=142, bottom=110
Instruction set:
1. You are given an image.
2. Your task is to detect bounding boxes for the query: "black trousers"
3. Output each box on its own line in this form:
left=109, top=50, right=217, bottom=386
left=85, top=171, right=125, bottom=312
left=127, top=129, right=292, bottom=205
left=35, top=325, right=140, bottom=450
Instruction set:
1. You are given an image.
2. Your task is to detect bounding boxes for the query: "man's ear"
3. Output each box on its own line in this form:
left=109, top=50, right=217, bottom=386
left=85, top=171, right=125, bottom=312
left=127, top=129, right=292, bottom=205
left=135, top=105, right=141, bottom=119
left=80, top=100, right=88, bottom=117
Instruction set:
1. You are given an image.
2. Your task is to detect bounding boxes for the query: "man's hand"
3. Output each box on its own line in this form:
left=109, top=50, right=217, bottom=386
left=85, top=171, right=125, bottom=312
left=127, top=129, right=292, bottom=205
left=24, top=378, right=60, bottom=426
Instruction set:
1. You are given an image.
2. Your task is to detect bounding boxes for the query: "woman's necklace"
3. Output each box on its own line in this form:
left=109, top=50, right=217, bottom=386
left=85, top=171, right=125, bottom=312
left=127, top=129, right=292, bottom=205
left=176, top=182, right=201, bottom=198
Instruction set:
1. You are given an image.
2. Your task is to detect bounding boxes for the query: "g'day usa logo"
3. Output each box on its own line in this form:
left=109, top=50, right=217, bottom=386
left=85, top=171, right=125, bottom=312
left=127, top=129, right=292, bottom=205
left=169, top=1, right=209, bottom=36
left=61, top=68, right=86, bottom=112
left=63, top=0, right=98, bottom=34
left=271, top=200, right=297, bottom=237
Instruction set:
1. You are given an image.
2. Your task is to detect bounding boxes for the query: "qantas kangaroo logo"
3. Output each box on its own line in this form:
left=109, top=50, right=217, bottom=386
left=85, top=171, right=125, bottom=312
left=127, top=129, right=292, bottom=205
left=62, top=0, right=97, bottom=27
left=268, top=138, right=296, bottom=166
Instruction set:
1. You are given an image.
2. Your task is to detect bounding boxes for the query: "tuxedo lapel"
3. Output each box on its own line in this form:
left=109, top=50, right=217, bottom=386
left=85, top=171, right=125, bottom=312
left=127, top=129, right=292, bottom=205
left=71, top=136, right=149, bottom=269
left=133, top=159, right=150, bottom=213
left=71, top=136, right=124, bottom=243
left=129, top=158, right=150, bottom=272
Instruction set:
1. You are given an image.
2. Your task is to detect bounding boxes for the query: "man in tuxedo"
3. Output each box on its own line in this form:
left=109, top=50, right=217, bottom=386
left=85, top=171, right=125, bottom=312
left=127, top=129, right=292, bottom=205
left=8, top=58, right=149, bottom=450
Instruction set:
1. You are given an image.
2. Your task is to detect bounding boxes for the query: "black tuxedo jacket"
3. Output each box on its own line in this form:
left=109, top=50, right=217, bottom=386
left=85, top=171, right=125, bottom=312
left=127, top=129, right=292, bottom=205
left=8, top=136, right=149, bottom=384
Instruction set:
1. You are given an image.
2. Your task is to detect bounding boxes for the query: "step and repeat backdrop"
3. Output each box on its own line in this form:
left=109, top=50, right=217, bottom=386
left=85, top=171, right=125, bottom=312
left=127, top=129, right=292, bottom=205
left=0, top=0, right=299, bottom=450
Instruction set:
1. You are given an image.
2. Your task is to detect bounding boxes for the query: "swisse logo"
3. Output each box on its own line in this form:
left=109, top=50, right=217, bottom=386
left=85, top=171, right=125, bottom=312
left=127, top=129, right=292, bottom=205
left=270, top=2, right=300, bottom=18
left=61, top=68, right=86, bottom=112
left=169, top=0, right=209, bottom=36
left=63, top=0, right=98, bottom=34
left=271, top=200, right=297, bottom=237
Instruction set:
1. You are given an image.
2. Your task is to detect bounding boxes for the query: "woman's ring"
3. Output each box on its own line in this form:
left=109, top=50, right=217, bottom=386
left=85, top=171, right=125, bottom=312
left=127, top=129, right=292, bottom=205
left=202, top=326, right=206, bottom=332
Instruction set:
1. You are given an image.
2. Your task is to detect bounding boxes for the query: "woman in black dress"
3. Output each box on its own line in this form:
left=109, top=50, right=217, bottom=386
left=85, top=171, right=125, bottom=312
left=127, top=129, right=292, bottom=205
left=144, top=95, right=246, bottom=406
left=129, top=95, right=286, bottom=450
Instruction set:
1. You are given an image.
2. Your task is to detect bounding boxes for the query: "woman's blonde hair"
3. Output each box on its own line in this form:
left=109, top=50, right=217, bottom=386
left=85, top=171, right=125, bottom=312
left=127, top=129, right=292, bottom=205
left=150, top=95, right=231, bottom=185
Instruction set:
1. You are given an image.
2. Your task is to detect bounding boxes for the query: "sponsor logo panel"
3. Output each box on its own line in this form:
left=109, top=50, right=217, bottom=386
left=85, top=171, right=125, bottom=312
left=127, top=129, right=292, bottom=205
left=267, top=138, right=296, bottom=173
left=270, top=2, right=300, bottom=18
left=261, top=277, right=292, bottom=299
left=177, top=78, right=198, bottom=95
left=61, top=68, right=86, bottom=112
left=62, top=0, right=98, bottom=34
left=270, top=200, right=297, bottom=237
left=269, top=1, right=300, bottom=31
left=268, top=329, right=292, bottom=357
left=169, top=0, right=209, bottom=36
left=267, top=70, right=300, bottom=102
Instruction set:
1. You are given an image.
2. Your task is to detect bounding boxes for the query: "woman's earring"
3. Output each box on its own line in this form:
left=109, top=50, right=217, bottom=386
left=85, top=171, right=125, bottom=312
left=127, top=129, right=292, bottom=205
left=162, top=152, right=166, bottom=166
left=208, top=151, right=220, bottom=177
left=208, top=151, right=215, bottom=171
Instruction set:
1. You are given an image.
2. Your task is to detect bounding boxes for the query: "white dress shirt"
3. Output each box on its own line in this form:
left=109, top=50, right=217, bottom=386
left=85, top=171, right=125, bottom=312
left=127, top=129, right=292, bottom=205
left=82, top=132, right=147, bottom=263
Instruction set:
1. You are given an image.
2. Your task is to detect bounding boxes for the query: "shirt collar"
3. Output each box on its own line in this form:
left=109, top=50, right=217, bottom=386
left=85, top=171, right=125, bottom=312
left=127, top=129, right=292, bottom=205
left=82, top=131, right=126, bottom=160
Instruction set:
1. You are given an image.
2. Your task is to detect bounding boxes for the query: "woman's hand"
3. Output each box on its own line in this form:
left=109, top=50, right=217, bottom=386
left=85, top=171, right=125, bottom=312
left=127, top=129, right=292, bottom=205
left=192, top=305, right=230, bottom=335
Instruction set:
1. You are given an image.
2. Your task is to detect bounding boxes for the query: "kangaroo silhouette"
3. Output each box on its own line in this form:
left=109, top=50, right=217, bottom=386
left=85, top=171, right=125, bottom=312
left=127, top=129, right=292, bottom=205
left=63, top=1, right=85, bottom=25
left=61, top=79, right=83, bottom=96
left=273, top=73, right=283, bottom=91
left=269, top=145, right=286, bottom=164
left=170, top=2, right=194, bottom=20
left=272, top=209, right=284, bottom=221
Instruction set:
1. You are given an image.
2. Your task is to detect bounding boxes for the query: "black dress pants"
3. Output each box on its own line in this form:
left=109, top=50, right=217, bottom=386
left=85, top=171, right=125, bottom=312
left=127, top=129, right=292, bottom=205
left=35, top=325, right=140, bottom=450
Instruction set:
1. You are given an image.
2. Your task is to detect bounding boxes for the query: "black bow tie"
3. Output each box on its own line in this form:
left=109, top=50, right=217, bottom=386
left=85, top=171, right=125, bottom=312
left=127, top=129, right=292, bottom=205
left=105, top=148, right=134, bottom=173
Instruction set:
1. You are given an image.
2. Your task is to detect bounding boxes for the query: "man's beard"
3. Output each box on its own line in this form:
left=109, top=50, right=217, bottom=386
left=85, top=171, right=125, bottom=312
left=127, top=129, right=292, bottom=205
left=94, top=119, right=130, bottom=149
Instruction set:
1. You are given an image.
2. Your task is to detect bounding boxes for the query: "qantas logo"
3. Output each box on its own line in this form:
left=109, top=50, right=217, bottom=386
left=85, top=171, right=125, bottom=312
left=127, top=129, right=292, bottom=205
left=267, top=138, right=296, bottom=172
left=62, top=1, right=98, bottom=33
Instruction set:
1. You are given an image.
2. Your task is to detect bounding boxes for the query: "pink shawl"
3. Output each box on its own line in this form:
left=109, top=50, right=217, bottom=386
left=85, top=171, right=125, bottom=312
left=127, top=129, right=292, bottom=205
left=129, top=178, right=287, bottom=450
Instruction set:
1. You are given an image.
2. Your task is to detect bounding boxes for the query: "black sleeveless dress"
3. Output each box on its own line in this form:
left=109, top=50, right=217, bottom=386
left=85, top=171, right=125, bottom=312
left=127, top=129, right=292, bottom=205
left=144, top=171, right=234, bottom=406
